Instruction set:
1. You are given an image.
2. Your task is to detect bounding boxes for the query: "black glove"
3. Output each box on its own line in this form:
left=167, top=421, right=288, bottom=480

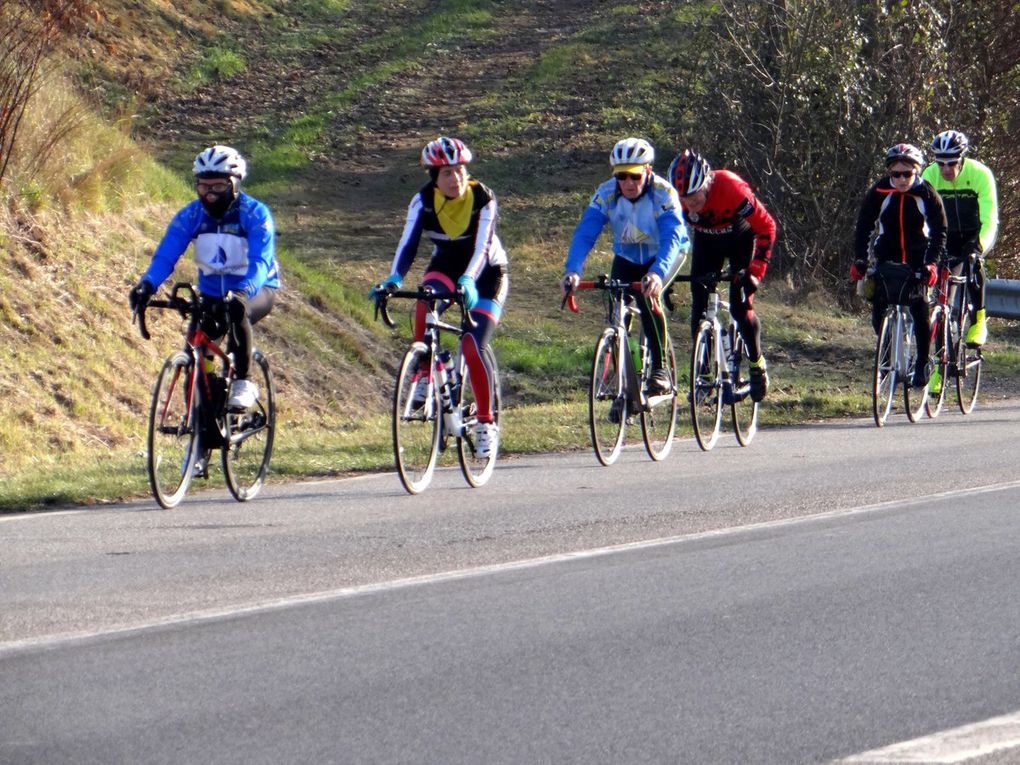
left=128, top=280, right=153, bottom=311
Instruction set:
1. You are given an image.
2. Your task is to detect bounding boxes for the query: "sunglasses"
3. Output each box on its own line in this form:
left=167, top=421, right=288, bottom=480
left=614, top=172, right=644, bottom=182
left=888, top=170, right=915, bottom=179
left=197, top=181, right=231, bottom=194
left=935, top=159, right=960, bottom=167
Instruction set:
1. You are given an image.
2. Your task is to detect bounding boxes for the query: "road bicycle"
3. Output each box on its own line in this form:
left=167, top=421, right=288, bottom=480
left=375, top=285, right=501, bottom=494
left=870, top=263, right=927, bottom=427
left=564, top=275, right=678, bottom=466
left=674, top=271, right=758, bottom=451
left=134, top=282, right=276, bottom=509
left=926, top=255, right=982, bottom=417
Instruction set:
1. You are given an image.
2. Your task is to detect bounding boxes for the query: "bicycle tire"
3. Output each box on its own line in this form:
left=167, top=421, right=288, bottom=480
left=729, top=328, right=759, bottom=446
left=457, top=346, right=501, bottom=487
left=223, top=350, right=276, bottom=502
left=640, top=334, right=677, bottom=461
left=903, top=315, right=927, bottom=423
left=393, top=343, right=441, bottom=494
left=873, top=313, right=896, bottom=427
left=955, top=310, right=982, bottom=414
left=147, top=351, right=198, bottom=509
left=925, top=306, right=949, bottom=418
left=690, top=322, right=723, bottom=451
left=589, top=329, right=626, bottom=466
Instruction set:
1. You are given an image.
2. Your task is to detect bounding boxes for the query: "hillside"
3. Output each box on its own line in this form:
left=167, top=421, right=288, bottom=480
left=1, top=0, right=1018, bottom=510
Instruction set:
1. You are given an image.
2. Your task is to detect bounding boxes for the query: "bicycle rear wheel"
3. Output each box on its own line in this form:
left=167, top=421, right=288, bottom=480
left=690, top=322, right=723, bottom=451
left=925, top=307, right=948, bottom=418
left=640, top=334, right=677, bottom=461
left=223, top=350, right=276, bottom=502
left=873, top=314, right=896, bottom=427
left=589, top=329, right=626, bottom=466
left=956, top=311, right=982, bottom=414
left=457, top=347, right=501, bottom=487
left=393, top=343, right=440, bottom=494
left=729, top=328, right=759, bottom=446
left=147, top=352, right=197, bottom=509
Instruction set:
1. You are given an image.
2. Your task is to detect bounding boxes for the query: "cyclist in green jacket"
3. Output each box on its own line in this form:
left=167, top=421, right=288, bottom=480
left=921, top=130, right=999, bottom=361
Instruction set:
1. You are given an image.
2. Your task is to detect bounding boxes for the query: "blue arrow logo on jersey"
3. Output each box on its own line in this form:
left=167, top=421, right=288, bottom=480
left=212, top=246, right=228, bottom=267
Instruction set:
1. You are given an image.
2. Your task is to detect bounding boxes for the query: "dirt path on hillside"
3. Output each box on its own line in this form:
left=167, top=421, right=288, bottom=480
left=141, top=0, right=598, bottom=414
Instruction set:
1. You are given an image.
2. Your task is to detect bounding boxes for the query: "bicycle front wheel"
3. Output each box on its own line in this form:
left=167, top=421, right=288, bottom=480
left=903, top=319, right=927, bottom=423
left=457, top=347, right=501, bottom=487
left=393, top=344, right=440, bottom=494
left=730, top=328, right=759, bottom=446
left=147, top=352, right=198, bottom=509
left=872, top=314, right=896, bottom=427
left=640, top=335, right=677, bottom=461
left=223, top=350, right=276, bottom=502
left=589, top=329, right=626, bottom=466
left=925, top=307, right=948, bottom=418
left=956, top=311, right=982, bottom=414
left=690, top=322, right=722, bottom=451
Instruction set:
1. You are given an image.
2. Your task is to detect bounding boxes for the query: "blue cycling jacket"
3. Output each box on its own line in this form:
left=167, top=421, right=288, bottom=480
left=565, top=174, right=690, bottom=281
left=143, top=192, right=280, bottom=299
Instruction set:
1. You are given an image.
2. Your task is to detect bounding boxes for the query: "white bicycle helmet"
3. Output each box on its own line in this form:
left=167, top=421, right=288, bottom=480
left=421, top=137, right=473, bottom=167
left=609, top=137, right=655, bottom=169
left=931, top=130, right=969, bottom=160
left=193, top=145, right=247, bottom=179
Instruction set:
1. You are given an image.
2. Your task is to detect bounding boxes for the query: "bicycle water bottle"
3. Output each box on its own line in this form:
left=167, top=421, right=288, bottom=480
left=628, top=336, right=641, bottom=373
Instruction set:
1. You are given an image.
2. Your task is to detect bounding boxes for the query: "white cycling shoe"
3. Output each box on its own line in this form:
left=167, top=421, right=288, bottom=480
left=227, top=379, right=259, bottom=410
left=474, top=421, right=499, bottom=459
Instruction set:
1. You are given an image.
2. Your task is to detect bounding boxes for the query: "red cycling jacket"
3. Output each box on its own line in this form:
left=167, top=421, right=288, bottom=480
left=683, top=169, right=777, bottom=264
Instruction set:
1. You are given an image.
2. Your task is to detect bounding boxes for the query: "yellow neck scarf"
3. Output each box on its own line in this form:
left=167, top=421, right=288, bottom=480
left=434, top=185, right=474, bottom=239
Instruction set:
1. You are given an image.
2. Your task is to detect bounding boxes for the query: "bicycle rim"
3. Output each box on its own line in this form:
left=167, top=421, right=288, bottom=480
left=393, top=345, right=440, bottom=494
left=730, top=331, right=759, bottom=446
left=925, top=309, right=948, bottom=418
left=589, top=329, right=626, bottom=466
left=956, top=312, right=982, bottom=414
left=457, top=347, right=501, bottom=487
left=640, top=335, right=677, bottom=461
left=690, top=324, right=722, bottom=450
left=223, top=351, right=276, bottom=502
left=147, top=352, right=197, bottom=509
left=872, top=315, right=896, bottom=427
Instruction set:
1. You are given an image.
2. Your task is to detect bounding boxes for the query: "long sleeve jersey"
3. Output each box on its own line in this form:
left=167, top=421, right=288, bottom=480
left=683, top=169, right=776, bottom=265
left=565, top=173, right=689, bottom=281
left=921, top=157, right=998, bottom=256
left=854, top=177, right=947, bottom=268
left=390, top=179, right=508, bottom=281
left=144, top=193, right=280, bottom=299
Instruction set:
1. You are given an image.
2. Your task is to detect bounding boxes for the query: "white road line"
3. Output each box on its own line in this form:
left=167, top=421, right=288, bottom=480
left=836, top=710, right=1020, bottom=763
left=4, top=478, right=1020, bottom=656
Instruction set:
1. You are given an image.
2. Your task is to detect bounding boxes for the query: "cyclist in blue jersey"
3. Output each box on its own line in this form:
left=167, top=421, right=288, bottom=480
left=561, top=137, right=690, bottom=397
left=129, top=145, right=281, bottom=412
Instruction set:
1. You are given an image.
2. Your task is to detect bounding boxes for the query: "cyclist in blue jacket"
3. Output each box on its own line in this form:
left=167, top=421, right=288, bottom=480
left=561, top=137, right=690, bottom=395
left=129, top=145, right=280, bottom=412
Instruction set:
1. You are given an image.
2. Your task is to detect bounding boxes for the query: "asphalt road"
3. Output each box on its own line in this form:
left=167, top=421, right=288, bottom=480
left=3, top=402, right=1020, bottom=763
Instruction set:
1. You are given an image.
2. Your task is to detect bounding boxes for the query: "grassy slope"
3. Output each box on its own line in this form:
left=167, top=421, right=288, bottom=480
left=2, top=0, right=1019, bottom=510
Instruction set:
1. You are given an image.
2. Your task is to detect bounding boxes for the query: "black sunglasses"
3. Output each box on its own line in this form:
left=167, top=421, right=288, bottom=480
left=614, top=172, right=644, bottom=182
left=889, top=170, right=915, bottom=179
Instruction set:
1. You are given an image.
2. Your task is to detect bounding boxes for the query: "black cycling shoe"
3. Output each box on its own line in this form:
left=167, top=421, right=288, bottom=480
left=749, top=363, right=769, bottom=402
left=608, top=398, right=624, bottom=424
left=646, top=368, right=672, bottom=396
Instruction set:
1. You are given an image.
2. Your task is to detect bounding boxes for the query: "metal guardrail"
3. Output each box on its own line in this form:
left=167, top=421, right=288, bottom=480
left=986, top=279, right=1020, bottom=320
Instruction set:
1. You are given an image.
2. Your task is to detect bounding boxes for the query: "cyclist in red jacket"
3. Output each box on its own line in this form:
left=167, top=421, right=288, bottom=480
left=668, top=149, right=777, bottom=401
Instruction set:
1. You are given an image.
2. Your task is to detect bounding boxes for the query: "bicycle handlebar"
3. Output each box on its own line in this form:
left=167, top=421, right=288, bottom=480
left=372, top=285, right=477, bottom=330
left=133, top=282, right=200, bottom=341
left=561, top=275, right=661, bottom=315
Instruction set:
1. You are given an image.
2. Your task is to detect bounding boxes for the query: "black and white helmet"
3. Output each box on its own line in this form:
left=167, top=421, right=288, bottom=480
left=668, top=149, right=711, bottom=196
left=885, top=142, right=924, bottom=168
left=609, top=137, right=655, bottom=168
left=193, top=145, right=247, bottom=180
left=931, top=130, right=969, bottom=160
